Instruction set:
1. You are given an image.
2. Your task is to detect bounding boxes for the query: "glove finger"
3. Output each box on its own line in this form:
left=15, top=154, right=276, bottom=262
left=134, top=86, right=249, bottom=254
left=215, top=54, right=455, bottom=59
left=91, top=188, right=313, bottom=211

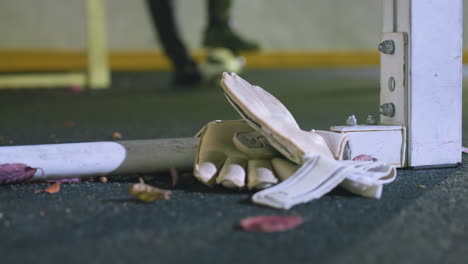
left=194, top=151, right=226, bottom=186
left=247, top=159, right=278, bottom=190
left=368, top=164, right=396, bottom=184
left=339, top=160, right=396, bottom=184
left=216, top=156, right=247, bottom=188
left=340, top=179, right=383, bottom=199
left=271, top=158, right=300, bottom=181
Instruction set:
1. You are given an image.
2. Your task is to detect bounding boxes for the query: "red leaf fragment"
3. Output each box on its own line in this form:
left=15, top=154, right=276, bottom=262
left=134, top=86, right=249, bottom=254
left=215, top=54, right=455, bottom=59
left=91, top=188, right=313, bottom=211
left=44, top=182, right=60, bottom=194
left=67, top=85, right=83, bottom=93
left=240, top=215, right=303, bottom=232
left=353, top=154, right=378, bottom=162
left=0, top=163, right=37, bottom=184
left=47, top=178, right=81, bottom=184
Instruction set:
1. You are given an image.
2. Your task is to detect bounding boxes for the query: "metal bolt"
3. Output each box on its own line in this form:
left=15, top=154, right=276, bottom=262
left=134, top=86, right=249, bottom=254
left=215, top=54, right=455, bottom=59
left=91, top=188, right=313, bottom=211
left=366, top=115, right=377, bottom=125
left=388, top=77, right=396, bottom=91
left=346, top=115, right=357, bottom=126
left=378, top=40, right=395, bottom=55
left=379, top=103, right=395, bottom=117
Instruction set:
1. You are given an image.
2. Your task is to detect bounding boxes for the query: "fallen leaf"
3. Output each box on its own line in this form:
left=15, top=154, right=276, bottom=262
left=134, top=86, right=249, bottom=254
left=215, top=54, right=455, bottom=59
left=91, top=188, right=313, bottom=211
left=47, top=178, right=81, bottom=184
left=0, top=163, right=38, bottom=184
left=67, top=85, right=83, bottom=93
left=240, top=215, right=303, bottom=232
left=353, top=154, right=378, bottom=162
left=171, top=168, right=194, bottom=187
left=462, top=146, right=468, bottom=154
left=112, top=132, right=123, bottom=140
left=34, top=189, right=42, bottom=194
left=44, top=182, right=61, bottom=194
left=418, top=184, right=426, bottom=189
left=152, top=236, right=162, bottom=245
left=99, top=176, right=108, bottom=183
left=63, top=121, right=76, bottom=127
left=129, top=178, right=171, bottom=202
left=170, top=168, right=179, bottom=187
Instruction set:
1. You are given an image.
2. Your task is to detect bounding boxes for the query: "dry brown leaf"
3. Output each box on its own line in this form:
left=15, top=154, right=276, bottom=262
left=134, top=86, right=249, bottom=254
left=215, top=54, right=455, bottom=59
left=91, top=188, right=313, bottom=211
left=171, top=168, right=193, bottom=187
left=99, top=176, right=108, bottom=183
left=44, top=182, right=61, bottom=194
left=63, top=121, right=76, bottom=128
left=112, top=132, right=123, bottom=140
left=129, top=178, right=171, bottom=202
left=170, top=168, right=179, bottom=187
left=152, top=236, right=162, bottom=245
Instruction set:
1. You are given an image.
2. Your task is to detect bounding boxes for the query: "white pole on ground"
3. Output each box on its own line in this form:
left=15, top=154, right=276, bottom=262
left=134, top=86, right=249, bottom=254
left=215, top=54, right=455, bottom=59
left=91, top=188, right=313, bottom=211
left=0, top=138, right=198, bottom=181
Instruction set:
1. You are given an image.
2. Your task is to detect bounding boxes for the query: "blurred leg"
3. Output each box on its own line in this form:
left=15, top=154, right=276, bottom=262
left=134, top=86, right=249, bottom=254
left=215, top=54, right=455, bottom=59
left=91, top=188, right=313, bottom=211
left=207, top=0, right=231, bottom=28
left=203, top=0, right=259, bottom=53
left=146, top=0, right=201, bottom=86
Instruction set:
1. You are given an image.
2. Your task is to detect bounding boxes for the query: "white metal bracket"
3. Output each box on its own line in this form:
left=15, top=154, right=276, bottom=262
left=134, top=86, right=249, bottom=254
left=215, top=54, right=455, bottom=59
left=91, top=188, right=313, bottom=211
left=331, top=125, right=406, bottom=168
left=379, top=33, right=407, bottom=126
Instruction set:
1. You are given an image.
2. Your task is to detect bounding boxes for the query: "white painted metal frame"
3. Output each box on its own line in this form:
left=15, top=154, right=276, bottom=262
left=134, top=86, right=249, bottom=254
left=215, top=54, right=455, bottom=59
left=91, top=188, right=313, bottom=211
left=0, top=0, right=110, bottom=90
left=380, top=0, right=462, bottom=167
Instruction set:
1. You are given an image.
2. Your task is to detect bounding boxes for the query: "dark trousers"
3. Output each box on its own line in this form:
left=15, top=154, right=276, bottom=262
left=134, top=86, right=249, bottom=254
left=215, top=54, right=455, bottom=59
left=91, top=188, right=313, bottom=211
left=146, top=0, right=231, bottom=70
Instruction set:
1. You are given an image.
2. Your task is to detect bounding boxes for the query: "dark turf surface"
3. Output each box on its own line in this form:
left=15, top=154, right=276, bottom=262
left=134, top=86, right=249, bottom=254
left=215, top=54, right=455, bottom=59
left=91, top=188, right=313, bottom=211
left=0, top=69, right=467, bottom=264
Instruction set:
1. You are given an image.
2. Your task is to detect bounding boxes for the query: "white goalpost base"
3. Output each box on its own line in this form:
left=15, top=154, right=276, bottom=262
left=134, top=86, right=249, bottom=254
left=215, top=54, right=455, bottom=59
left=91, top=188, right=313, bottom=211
left=378, top=0, right=462, bottom=167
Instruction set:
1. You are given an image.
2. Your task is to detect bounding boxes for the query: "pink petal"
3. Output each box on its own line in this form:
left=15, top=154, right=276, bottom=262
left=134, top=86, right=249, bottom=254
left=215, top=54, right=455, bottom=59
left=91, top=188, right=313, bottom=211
left=47, top=178, right=81, bottom=184
left=462, top=146, right=468, bottom=154
left=0, top=163, right=37, bottom=184
left=67, top=85, right=83, bottom=93
left=240, top=215, right=303, bottom=232
left=352, top=154, right=378, bottom=162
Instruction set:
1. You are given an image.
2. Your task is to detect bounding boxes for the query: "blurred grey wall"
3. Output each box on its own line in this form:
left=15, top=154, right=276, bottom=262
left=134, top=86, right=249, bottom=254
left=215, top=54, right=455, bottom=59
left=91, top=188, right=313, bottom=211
left=0, top=0, right=465, bottom=51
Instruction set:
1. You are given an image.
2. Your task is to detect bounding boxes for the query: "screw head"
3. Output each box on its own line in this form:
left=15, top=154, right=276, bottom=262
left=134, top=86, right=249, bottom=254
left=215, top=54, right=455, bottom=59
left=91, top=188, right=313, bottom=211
left=379, top=103, right=395, bottom=117
left=366, top=115, right=377, bottom=125
left=378, top=40, right=395, bottom=55
left=346, top=115, right=358, bottom=126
